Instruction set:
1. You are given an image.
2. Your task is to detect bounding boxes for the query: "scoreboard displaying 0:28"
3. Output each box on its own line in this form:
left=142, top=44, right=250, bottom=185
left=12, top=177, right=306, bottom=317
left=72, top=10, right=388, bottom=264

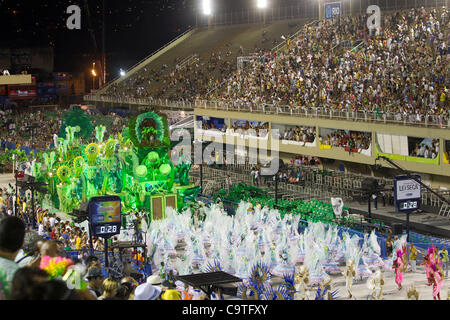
left=88, top=196, right=122, bottom=238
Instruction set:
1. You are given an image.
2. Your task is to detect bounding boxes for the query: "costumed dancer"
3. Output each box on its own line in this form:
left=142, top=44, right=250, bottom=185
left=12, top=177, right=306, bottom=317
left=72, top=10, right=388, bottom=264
left=407, top=284, right=419, bottom=300
left=439, top=246, right=448, bottom=278
left=356, top=256, right=373, bottom=281
left=423, top=245, right=443, bottom=299
left=344, top=260, right=356, bottom=299
left=430, top=263, right=445, bottom=300
left=367, top=269, right=384, bottom=300
left=408, top=243, right=418, bottom=273
left=392, top=248, right=406, bottom=290
left=294, top=266, right=309, bottom=300
left=362, top=231, right=385, bottom=270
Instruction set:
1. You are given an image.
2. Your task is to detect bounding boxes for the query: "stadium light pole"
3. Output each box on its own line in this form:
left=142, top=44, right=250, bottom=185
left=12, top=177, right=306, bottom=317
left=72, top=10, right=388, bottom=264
left=257, top=0, right=268, bottom=24
left=203, top=0, right=212, bottom=27
left=91, top=62, right=97, bottom=90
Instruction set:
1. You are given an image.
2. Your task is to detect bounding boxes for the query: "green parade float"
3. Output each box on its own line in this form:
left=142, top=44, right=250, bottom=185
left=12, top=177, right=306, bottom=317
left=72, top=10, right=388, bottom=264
left=32, top=108, right=201, bottom=225
left=213, top=183, right=386, bottom=229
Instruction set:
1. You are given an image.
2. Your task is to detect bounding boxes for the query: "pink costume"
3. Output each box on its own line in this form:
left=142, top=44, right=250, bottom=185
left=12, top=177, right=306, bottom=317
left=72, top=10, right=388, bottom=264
left=423, top=246, right=444, bottom=300
left=393, top=249, right=404, bottom=289
left=432, top=268, right=443, bottom=300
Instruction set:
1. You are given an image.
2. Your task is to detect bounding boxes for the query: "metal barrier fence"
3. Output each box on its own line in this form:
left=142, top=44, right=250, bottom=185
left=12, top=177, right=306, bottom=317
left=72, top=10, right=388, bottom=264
left=191, top=160, right=450, bottom=214
left=196, top=100, right=450, bottom=129
left=84, top=94, right=450, bottom=129
left=86, top=101, right=449, bottom=133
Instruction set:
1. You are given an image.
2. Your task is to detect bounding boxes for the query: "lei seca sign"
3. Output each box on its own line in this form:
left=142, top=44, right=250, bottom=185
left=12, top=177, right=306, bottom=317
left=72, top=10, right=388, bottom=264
left=394, top=175, right=422, bottom=212
left=396, top=179, right=421, bottom=200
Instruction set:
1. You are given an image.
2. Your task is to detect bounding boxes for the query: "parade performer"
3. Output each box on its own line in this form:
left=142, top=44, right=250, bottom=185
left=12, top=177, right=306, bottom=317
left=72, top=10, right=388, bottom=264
left=429, top=264, right=445, bottom=300
left=407, top=284, right=419, bottom=300
left=294, top=266, right=309, bottom=300
left=409, top=243, right=418, bottom=273
left=367, top=269, right=384, bottom=300
left=392, top=248, right=406, bottom=290
left=344, top=260, right=356, bottom=299
left=439, top=247, right=448, bottom=277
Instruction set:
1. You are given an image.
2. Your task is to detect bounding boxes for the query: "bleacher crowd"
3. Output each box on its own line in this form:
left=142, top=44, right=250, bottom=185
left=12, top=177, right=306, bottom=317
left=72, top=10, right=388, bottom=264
left=98, top=7, right=448, bottom=127
left=210, top=8, right=448, bottom=124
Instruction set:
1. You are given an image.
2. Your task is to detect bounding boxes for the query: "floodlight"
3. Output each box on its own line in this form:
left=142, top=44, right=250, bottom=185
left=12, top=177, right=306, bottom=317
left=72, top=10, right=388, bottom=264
left=257, top=0, right=268, bottom=9
left=203, top=0, right=212, bottom=15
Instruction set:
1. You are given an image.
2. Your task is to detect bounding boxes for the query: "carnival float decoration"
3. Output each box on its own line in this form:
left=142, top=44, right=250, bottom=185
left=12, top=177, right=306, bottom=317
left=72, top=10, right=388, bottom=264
left=32, top=109, right=200, bottom=223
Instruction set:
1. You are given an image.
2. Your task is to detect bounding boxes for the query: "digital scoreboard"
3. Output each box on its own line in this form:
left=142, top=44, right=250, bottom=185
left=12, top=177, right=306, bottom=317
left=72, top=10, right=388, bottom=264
left=394, top=175, right=421, bottom=212
left=88, top=196, right=122, bottom=238
left=325, top=2, right=342, bottom=19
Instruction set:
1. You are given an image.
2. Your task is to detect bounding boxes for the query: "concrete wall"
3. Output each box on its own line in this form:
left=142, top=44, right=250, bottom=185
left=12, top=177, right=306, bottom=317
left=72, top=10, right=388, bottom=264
left=194, top=109, right=450, bottom=183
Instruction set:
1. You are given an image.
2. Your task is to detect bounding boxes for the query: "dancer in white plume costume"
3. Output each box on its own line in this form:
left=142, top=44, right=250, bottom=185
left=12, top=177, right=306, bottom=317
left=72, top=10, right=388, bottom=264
left=362, top=231, right=386, bottom=270
left=367, top=268, right=384, bottom=300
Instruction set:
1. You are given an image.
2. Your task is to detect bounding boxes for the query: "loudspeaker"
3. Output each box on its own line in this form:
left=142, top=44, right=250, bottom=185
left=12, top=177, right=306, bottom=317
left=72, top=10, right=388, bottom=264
left=392, top=223, right=403, bottom=235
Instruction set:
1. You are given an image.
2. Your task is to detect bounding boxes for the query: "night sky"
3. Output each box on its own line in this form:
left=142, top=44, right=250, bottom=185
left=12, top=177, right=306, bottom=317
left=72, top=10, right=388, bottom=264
left=0, top=0, right=304, bottom=79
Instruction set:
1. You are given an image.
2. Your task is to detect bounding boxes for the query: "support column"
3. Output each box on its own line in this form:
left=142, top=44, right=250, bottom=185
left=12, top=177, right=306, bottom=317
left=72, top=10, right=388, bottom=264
left=318, top=0, right=324, bottom=20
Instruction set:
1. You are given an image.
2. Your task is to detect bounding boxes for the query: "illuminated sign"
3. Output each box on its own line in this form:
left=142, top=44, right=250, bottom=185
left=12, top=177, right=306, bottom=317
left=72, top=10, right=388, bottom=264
left=394, top=175, right=421, bottom=212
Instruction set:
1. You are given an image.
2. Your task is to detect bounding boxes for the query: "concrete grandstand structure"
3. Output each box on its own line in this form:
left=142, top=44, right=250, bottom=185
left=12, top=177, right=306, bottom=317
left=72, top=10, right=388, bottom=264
left=85, top=3, right=450, bottom=191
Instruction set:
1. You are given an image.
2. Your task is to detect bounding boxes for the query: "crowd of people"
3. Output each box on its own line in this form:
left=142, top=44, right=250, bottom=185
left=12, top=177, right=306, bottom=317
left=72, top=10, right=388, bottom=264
left=0, top=211, right=223, bottom=301
left=99, top=27, right=284, bottom=102
left=153, top=51, right=235, bottom=101
left=228, top=121, right=269, bottom=138
left=206, top=8, right=448, bottom=124
left=0, top=107, right=128, bottom=155
left=319, top=130, right=371, bottom=151
left=198, top=120, right=270, bottom=138
left=0, top=109, right=61, bottom=151
left=410, top=138, right=440, bottom=159
left=279, top=126, right=316, bottom=143
left=93, top=8, right=448, bottom=127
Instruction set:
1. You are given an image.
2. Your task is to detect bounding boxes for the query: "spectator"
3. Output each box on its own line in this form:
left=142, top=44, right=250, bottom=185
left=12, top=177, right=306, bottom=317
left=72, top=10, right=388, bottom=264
left=98, top=278, right=119, bottom=300
left=27, top=279, right=81, bottom=300
left=86, top=268, right=104, bottom=299
left=39, top=240, right=59, bottom=258
left=10, top=267, right=49, bottom=300
left=134, top=282, right=162, bottom=300
left=14, top=231, right=43, bottom=267
left=0, top=217, right=26, bottom=299
left=116, top=282, right=134, bottom=300
left=386, top=233, right=393, bottom=257
left=119, top=276, right=139, bottom=300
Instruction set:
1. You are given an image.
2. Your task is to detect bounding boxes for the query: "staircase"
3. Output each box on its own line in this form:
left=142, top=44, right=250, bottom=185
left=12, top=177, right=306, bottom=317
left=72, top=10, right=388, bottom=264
left=438, top=203, right=450, bottom=218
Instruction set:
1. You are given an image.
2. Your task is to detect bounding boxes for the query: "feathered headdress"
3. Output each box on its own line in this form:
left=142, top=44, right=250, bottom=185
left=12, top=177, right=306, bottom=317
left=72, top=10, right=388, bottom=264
left=40, top=256, right=74, bottom=279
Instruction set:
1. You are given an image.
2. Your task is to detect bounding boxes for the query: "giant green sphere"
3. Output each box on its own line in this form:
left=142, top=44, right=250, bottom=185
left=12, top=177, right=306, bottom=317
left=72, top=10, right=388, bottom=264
left=136, top=165, right=148, bottom=178
left=159, top=164, right=171, bottom=176
left=148, top=152, right=159, bottom=164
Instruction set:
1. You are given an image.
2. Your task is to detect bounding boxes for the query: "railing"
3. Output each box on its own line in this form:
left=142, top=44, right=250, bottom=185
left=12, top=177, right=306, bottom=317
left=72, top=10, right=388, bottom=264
left=84, top=95, right=450, bottom=129
left=178, top=54, right=199, bottom=70
left=422, top=189, right=450, bottom=209
left=272, top=19, right=319, bottom=52
left=84, top=95, right=196, bottom=110
left=195, top=100, right=450, bottom=129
